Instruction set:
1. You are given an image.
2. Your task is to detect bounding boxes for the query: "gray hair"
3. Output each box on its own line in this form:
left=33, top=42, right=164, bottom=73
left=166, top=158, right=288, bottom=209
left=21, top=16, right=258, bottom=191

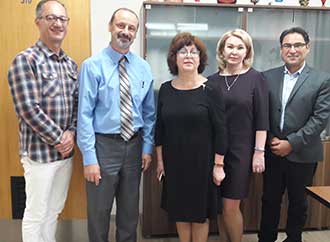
left=35, top=0, right=66, bottom=18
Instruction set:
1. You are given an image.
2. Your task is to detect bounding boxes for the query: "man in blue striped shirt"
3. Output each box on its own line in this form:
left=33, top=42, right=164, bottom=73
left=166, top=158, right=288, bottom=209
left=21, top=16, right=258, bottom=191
left=77, top=8, right=155, bottom=242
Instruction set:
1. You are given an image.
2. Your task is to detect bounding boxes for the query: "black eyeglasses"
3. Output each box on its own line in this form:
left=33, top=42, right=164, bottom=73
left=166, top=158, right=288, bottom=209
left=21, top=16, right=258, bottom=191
left=281, top=42, right=307, bottom=50
left=39, top=14, right=70, bottom=24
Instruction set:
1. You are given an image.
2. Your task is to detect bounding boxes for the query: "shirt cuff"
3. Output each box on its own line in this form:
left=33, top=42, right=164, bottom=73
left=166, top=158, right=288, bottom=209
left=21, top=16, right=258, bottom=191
left=82, top=150, right=98, bottom=166
left=142, top=143, right=153, bottom=155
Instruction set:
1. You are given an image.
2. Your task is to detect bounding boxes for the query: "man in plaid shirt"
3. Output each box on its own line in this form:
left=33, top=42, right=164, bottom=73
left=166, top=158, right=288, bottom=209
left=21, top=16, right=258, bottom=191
left=7, top=1, right=78, bottom=242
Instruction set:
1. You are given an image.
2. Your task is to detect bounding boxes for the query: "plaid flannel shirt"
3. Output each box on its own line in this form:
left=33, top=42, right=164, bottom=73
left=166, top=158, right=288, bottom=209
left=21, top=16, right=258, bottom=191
left=8, top=41, right=78, bottom=163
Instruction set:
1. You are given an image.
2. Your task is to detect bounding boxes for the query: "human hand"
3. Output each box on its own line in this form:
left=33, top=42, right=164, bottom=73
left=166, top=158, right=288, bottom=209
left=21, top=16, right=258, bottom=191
left=84, top=164, right=101, bottom=186
left=156, top=160, right=165, bottom=182
left=55, top=131, right=75, bottom=158
left=252, top=151, right=265, bottom=173
left=213, top=165, right=225, bottom=186
left=142, top=154, right=152, bottom=172
left=270, top=138, right=292, bottom=157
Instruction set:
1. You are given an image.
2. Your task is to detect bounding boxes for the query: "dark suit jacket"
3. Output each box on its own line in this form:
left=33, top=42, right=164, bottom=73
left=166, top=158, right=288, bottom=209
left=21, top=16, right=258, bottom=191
left=263, top=65, right=330, bottom=163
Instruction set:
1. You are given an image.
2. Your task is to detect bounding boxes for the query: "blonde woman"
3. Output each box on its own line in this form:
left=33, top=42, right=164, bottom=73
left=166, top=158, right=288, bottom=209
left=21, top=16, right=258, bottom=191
left=208, top=29, right=269, bottom=242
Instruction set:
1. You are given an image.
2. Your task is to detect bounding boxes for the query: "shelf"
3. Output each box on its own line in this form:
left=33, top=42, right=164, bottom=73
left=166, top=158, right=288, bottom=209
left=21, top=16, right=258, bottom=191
left=144, top=1, right=330, bottom=11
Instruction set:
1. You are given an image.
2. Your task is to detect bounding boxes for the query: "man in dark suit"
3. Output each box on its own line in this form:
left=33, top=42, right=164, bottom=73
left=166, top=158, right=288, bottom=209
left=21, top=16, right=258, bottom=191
left=258, top=27, right=330, bottom=242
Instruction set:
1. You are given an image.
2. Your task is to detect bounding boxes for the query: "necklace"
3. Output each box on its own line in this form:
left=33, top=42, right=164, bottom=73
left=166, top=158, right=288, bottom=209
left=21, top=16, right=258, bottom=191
left=224, top=74, right=240, bottom=91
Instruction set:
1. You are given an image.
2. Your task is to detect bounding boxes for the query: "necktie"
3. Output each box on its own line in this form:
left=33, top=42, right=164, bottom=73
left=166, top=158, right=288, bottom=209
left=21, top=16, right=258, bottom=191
left=119, top=57, right=135, bottom=141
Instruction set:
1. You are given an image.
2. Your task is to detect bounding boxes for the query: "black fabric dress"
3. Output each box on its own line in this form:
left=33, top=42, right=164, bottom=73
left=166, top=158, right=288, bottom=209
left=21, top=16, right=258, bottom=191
left=208, top=68, right=269, bottom=199
left=155, top=81, right=227, bottom=223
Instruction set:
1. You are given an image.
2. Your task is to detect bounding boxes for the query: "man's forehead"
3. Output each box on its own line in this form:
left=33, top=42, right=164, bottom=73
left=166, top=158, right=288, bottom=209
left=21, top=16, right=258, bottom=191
left=41, top=1, right=66, bottom=14
left=283, top=33, right=304, bottom=42
left=113, top=10, right=138, bottom=24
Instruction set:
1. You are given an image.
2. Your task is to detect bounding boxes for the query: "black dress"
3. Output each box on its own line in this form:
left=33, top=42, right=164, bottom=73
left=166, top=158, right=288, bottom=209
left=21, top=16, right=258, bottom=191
left=208, top=68, right=269, bottom=199
left=155, top=81, right=227, bottom=223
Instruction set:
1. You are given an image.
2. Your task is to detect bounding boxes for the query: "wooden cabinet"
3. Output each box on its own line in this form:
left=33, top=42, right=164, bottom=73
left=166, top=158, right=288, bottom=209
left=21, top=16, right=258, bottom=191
left=141, top=1, right=330, bottom=236
left=143, top=141, right=330, bottom=236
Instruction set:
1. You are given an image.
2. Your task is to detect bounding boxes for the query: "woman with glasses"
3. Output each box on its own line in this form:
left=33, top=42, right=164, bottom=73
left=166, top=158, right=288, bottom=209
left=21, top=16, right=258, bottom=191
left=207, top=29, right=269, bottom=242
left=155, top=32, right=227, bottom=242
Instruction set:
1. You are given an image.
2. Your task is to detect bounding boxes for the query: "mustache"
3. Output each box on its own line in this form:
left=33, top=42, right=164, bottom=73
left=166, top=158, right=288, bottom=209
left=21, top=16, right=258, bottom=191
left=117, top=32, right=131, bottom=41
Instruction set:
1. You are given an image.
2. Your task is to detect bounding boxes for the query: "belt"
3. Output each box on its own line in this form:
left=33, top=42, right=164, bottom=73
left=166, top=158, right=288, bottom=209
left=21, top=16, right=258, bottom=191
left=96, top=130, right=140, bottom=141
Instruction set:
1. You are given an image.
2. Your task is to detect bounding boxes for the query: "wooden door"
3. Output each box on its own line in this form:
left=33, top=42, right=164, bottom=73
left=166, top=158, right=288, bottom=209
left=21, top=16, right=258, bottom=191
left=0, top=0, right=91, bottom=219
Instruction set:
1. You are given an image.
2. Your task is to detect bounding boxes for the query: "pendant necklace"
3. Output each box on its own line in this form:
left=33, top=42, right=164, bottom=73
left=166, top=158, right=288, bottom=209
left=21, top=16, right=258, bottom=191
left=224, top=74, right=240, bottom=91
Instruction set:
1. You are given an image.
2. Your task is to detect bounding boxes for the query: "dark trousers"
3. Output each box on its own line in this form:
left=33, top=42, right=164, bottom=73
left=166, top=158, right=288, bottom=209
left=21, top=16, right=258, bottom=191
left=86, top=133, right=142, bottom=242
left=258, top=153, right=317, bottom=242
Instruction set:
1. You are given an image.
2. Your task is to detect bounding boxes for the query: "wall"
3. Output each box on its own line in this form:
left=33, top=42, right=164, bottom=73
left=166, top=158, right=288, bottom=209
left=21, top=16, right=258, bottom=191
left=0, top=0, right=91, bottom=219
left=0, top=0, right=147, bottom=219
left=90, top=0, right=144, bottom=55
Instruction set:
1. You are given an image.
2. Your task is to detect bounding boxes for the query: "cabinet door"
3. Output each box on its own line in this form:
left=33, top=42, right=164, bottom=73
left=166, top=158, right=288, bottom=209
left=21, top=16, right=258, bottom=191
left=246, top=8, right=330, bottom=230
left=142, top=4, right=243, bottom=236
left=144, top=5, right=243, bottom=91
left=246, top=7, right=330, bottom=137
left=246, top=8, right=330, bottom=73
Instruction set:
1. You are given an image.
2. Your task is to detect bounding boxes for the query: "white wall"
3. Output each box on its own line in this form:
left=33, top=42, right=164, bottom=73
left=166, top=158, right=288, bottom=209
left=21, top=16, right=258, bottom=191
left=90, top=0, right=146, bottom=214
left=91, top=0, right=145, bottom=56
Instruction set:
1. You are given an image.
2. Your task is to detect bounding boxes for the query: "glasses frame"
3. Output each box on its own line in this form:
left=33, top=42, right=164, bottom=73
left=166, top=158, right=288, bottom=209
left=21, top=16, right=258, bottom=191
left=38, top=14, right=70, bottom=24
left=281, top=42, right=307, bottom=50
left=177, top=49, right=200, bottom=58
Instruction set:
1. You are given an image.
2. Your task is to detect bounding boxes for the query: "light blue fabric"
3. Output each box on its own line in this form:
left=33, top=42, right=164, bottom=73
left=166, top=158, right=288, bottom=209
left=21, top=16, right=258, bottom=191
left=77, top=45, right=155, bottom=165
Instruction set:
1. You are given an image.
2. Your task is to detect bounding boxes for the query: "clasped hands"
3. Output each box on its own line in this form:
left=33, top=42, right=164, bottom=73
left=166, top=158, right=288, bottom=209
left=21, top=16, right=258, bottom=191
left=270, top=137, right=292, bottom=157
left=55, top=130, right=75, bottom=159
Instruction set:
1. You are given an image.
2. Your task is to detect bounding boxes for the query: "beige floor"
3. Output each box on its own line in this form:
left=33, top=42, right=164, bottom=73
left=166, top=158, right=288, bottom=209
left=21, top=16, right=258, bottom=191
left=0, top=219, right=329, bottom=242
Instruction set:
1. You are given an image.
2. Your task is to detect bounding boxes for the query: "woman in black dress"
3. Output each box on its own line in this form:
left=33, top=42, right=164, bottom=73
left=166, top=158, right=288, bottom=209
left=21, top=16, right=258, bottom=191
left=155, top=32, right=227, bottom=242
left=208, top=29, right=269, bottom=242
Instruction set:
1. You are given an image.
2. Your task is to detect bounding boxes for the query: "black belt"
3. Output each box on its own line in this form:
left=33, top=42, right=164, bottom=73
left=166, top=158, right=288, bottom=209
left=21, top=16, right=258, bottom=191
left=96, top=130, right=140, bottom=141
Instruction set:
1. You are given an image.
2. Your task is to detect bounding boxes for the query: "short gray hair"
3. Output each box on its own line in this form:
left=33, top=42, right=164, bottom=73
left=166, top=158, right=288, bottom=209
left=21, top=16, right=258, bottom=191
left=35, top=0, right=66, bottom=18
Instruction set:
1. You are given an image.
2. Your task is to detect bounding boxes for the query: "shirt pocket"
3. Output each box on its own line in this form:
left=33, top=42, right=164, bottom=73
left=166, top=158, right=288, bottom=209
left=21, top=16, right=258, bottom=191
left=67, top=69, right=78, bottom=95
left=42, top=72, right=60, bottom=97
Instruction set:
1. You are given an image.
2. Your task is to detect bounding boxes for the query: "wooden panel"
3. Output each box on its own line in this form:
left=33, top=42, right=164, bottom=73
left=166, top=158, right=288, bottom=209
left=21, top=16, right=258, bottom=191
left=0, top=0, right=91, bottom=219
left=143, top=142, right=330, bottom=236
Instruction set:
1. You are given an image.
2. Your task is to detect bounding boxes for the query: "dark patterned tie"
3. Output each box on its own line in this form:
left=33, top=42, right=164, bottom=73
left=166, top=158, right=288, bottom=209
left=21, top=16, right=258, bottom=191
left=119, top=57, right=134, bottom=141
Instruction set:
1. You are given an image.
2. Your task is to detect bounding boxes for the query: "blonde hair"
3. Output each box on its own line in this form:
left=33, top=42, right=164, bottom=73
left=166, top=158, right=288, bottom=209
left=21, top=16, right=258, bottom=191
left=216, top=29, right=254, bottom=71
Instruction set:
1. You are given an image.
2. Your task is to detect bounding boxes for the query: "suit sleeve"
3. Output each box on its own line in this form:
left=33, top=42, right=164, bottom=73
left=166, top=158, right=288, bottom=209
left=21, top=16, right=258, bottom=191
left=261, top=71, right=274, bottom=143
left=287, top=75, right=330, bottom=151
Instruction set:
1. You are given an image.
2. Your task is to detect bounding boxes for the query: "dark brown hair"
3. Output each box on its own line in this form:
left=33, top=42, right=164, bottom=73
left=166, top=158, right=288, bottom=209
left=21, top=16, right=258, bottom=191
left=167, top=32, right=207, bottom=75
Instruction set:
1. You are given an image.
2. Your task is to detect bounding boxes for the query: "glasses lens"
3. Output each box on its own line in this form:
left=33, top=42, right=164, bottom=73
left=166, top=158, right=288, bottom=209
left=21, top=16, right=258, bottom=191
left=178, top=49, right=200, bottom=57
left=44, top=14, right=69, bottom=23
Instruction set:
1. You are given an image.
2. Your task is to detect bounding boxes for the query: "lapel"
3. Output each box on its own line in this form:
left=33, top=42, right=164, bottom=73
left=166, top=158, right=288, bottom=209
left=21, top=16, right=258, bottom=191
left=275, top=66, right=285, bottom=104
left=286, top=65, right=311, bottom=105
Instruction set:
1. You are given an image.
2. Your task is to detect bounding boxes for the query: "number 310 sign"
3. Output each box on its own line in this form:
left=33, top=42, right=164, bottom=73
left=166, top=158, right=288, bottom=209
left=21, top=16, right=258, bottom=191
left=21, top=0, right=32, bottom=4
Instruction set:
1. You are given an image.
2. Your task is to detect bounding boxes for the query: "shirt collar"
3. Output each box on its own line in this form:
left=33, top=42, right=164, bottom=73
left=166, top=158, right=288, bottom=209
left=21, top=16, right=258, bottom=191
left=36, top=40, right=68, bottom=61
left=283, top=62, right=305, bottom=76
left=106, top=44, right=133, bottom=64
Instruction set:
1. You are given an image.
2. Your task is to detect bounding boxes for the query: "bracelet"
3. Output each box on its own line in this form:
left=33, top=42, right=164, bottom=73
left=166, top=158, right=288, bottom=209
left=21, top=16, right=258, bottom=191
left=214, top=163, right=224, bottom=167
left=254, top=147, right=265, bottom=152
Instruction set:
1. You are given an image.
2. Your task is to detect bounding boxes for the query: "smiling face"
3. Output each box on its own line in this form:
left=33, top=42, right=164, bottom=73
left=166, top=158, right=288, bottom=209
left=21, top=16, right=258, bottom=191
left=222, top=36, right=247, bottom=70
left=109, top=9, right=139, bottom=54
left=176, top=45, right=200, bottom=74
left=35, top=1, right=68, bottom=51
left=280, top=32, right=310, bottom=73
